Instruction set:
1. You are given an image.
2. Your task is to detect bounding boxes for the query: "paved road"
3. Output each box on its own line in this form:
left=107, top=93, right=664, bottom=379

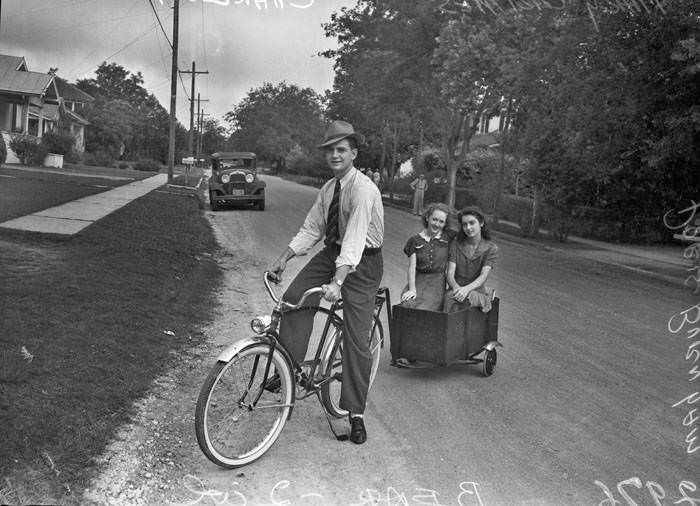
left=144, top=175, right=697, bottom=506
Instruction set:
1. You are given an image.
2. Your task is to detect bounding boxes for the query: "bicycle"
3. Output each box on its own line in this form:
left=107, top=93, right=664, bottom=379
left=195, top=271, right=392, bottom=468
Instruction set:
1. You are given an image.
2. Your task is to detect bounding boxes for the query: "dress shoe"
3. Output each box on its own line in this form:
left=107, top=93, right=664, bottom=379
left=349, top=415, right=367, bottom=444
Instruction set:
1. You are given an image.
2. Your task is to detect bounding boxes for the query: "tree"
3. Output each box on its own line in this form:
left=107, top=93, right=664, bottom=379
left=77, top=62, right=175, bottom=162
left=323, top=0, right=505, bottom=205
left=323, top=1, right=443, bottom=182
left=198, top=118, right=228, bottom=156
left=322, top=0, right=700, bottom=241
left=224, top=82, right=325, bottom=168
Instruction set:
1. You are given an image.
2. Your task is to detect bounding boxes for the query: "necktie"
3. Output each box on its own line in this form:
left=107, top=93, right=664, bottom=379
left=325, top=179, right=341, bottom=247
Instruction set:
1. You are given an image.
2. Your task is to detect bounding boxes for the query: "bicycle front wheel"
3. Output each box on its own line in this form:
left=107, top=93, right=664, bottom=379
left=321, top=316, right=384, bottom=418
left=195, top=343, right=294, bottom=468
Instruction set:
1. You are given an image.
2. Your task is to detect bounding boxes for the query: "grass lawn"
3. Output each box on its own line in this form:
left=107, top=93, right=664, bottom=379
left=0, top=184, right=222, bottom=504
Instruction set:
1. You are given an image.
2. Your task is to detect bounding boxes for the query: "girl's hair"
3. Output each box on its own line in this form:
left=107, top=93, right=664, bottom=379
left=457, top=206, right=491, bottom=241
left=421, top=202, right=451, bottom=229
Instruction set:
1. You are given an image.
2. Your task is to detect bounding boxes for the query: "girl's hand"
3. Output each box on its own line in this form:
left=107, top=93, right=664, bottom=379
left=401, top=289, right=417, bottom=302
left=453, top=286, right=470, bottom=303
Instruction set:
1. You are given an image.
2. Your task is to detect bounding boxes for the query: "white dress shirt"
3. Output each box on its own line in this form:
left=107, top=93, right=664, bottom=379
left=288, top=167, right=384, bottom=270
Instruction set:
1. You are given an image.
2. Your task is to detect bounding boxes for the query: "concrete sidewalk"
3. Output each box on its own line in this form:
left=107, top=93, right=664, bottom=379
left=0, top=173, right=167, bottom=235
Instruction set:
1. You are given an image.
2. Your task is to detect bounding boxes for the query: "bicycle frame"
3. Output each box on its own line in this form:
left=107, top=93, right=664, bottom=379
left=215, top=273, right=392, bottom=415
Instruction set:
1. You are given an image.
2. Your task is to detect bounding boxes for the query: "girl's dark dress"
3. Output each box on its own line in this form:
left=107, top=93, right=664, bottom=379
left=443, top=238, right=498, bottom=313
left=400, top=231, right=453, bottom=311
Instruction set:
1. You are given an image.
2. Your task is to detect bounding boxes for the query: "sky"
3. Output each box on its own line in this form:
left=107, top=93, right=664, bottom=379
left=0, top=0, right=355, bottom=127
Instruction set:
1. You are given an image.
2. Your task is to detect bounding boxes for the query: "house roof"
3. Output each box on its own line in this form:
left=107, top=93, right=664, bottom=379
left=63, top=107, right=89, bottom=126
left=40, top=103, right=61, bottom=121
left=0, top=54, right=54, bottom=96
left=0, top=55, right=26, bottom=71
left=55, top=77, right=94, bottom=103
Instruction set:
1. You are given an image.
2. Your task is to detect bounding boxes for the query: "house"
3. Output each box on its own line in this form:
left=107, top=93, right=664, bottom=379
left=0, top=54, right=93, bottom=163
left=53, top=76, right=93, bottom=152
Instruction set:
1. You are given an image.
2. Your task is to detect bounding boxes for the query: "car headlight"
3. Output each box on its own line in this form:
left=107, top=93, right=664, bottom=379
left=250, top=315, right=272, bottom=335
left=221, top=174, right=230, bottom=183
left=245, top=173, right=254, bottom=183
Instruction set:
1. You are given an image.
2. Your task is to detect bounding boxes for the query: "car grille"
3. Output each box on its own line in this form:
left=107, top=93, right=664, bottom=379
left=228, top=173, right=247, bottom=182
left=225, top=182, right=246, bottom=193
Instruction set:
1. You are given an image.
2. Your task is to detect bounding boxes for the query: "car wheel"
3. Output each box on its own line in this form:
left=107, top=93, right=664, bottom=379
left=257, top=200, right=265, bottom=211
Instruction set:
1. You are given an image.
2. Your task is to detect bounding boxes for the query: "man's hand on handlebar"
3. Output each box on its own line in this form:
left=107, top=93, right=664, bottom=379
left=321, top=282, right=341, bottom=303
left=269, top=247, right=296, bottom=283
left=268, top=258, right=286, bottom=283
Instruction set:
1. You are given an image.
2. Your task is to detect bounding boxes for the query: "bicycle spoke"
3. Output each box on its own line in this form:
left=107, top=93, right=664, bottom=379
left=195, top=344, right=293, bottom=468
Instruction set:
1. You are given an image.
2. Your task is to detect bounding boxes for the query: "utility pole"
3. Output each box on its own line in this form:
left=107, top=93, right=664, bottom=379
left=179, top=61, right=208, bottom=156
left=167, top=0, right=179, bottom=183
left=195, top=93, right=209, bottom=159
left=198, top=108, right=211, bottom=160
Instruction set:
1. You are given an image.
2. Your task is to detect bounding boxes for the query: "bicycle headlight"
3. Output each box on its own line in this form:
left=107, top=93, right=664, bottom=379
left=245, top=173, right=254, bottom=183
left=221, top=173, right=230, bottom=183
left=250, top=315, right=272, bottom=334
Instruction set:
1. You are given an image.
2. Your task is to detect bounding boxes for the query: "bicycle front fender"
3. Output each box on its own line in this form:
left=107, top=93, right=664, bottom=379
left=216, top=335, right=296, bottom=370
left=216, top=336, right=266, bottom=363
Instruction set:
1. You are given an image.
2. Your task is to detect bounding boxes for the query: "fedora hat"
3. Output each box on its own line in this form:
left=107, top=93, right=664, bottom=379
left=318, top=120, right=365, bottom=149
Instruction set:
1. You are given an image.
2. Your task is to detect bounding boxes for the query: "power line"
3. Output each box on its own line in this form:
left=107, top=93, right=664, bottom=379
left=146, top=0, right=172, bottom=49
left=65, top=0, right=145, bottom=79
left=78, top=22, right=159, bottom=77
left=145, top=0, right=188, bottom=100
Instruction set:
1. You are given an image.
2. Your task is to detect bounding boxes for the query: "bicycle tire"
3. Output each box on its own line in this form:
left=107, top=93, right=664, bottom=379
left=321, top=316, right=383, bottom=418
left=195, top=342, right=294, bottom=468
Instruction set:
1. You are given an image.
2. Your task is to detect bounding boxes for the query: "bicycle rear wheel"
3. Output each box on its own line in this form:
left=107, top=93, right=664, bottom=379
left=195, top=342, right=293, bottom=468
left=321, top=316, right=383, bottom=418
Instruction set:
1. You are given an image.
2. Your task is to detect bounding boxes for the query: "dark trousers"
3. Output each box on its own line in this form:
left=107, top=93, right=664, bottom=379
left=279, top=246, right=383, bottom=414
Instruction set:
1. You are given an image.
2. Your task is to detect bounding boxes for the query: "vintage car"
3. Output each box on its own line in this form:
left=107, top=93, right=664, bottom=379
left=208, top=152, right=265, bottom=211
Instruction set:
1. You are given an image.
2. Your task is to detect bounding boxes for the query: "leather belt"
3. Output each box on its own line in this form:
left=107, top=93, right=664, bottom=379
left=326, top=244, right=382, bottom=256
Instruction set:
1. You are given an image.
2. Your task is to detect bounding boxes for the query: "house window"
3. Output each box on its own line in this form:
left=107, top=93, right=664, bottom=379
left=11, top=103, right=23, bottom=133
left=28, top=117, right=39, bottom=136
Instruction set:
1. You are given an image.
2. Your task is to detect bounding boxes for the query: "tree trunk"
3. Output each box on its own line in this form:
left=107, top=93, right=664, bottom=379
left=379, top=123, right=387, bottom=174
left=492, top=98, right=513, bottom=223
left=389, top=123, right=401, bottom=181
left=529, top=184, right=543, bottom=237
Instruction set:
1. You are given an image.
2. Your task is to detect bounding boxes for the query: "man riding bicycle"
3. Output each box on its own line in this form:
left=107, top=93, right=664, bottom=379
left=269, top=120, right=384, bottom=444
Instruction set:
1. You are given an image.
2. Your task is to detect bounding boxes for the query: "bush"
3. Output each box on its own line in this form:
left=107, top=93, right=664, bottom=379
left=9, top=135, right=40, bottom=165
left=454, top=188, right=483, bottom=209
left=40, top=131, right=74, bottom=156
left=64, top=150, right=82, bottom=164
left=385, top=174, right=413, bottom=196
left=285, top=149, right=327, bottom=181
left=83, top=150, right=114, bottom=168
left=0, top=134, right=6, bottom=165
left=118, top=162, right=130, bottom=170
left=498, top=194, right=534, bottom=224
left=412, top=149, right=446, bottom=174
left=133, top=159, right=161, bottom=172
left=424, top=170, right=449, bottom=205
left=32, top=143, right=50, bottom=166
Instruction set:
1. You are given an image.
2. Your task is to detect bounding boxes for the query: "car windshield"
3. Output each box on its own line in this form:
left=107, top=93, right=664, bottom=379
left=219, top=159, right=254, bottom=170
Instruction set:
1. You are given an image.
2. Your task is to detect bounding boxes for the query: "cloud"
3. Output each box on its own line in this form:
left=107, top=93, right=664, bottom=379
left=2, top=0, right=347, bottom=123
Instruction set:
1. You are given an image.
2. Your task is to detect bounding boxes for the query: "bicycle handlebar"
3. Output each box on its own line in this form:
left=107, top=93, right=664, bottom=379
left=263, top=271, right=326, bottom=310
